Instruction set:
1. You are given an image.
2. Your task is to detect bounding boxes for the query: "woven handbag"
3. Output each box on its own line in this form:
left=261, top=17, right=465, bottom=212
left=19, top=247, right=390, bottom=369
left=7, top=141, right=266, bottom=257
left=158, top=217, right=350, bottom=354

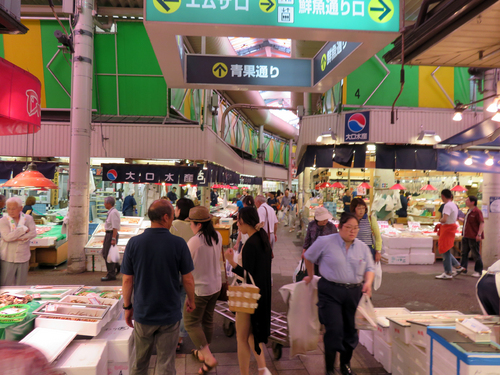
left=227, top=271, right=261, bottom=314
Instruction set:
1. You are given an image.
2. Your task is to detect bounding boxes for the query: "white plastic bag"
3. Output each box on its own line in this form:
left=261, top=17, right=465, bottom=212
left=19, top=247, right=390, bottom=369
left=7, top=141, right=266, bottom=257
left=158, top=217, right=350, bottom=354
left=278, top=210, right=284, bottom=221
left=107, top=245, right=120, bottom=263
left=374, top=262, right=382, bottom=291
left=355, top=294, right=377, bottom=330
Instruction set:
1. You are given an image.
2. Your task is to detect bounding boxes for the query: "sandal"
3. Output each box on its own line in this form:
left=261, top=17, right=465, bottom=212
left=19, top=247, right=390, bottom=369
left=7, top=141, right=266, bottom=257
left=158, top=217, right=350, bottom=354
left=198, top=361, right=217, bottom=375
left=191, top=349, right=204, bottom=363
left=176, top=340, right=183, bottom=352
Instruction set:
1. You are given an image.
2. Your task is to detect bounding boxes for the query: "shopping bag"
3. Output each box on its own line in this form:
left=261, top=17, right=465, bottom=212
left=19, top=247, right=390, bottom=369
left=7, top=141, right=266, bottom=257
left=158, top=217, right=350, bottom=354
left=219, top=247, right=229, bottom=302
left=293, top=259, right=307, bottom=283
left=107, top=245, right=120, bottom=263
left=374, top=262, right=382, bottom=291
left=278, top=210, right=284, bottom=221
left=227, top=271, right=261, bottom=314
left=355, top=294, right=377, bottom=330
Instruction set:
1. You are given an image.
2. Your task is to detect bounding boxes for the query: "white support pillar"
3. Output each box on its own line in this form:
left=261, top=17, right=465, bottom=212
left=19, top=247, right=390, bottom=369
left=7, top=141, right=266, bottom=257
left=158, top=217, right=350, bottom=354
left=67, top=0, right=94, bottom=273
left=260, top=125, right=265, bottom=188
left=288, top=139, right=293, bottom=189
left=481, top=69, right=500, bottom=267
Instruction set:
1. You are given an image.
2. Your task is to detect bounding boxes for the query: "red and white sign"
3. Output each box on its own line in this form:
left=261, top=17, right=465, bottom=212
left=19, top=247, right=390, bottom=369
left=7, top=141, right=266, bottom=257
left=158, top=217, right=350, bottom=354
left=0, top=57, right=41, bottom=135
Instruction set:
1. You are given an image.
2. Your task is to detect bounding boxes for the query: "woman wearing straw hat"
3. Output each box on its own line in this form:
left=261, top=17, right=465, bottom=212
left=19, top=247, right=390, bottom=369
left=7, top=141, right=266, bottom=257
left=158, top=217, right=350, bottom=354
left=184, top=206, right=222, bottom=375
left=225, top=207, right=273, bottom=375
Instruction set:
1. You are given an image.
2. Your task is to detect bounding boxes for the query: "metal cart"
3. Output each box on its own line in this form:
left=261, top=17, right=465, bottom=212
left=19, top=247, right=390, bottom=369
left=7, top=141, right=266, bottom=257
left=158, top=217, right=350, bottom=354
left=215, top=301, right=289, bottom=360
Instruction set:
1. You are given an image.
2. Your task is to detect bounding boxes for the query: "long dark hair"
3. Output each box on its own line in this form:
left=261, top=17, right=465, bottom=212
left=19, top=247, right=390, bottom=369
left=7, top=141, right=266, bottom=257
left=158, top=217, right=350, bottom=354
left=195, top=220, right=219, bottom=247
left=176, top=198, right=194, bottom=221
left=242, top=195, right=255, bottom=208
left=238, top=207, right=272, bottom=253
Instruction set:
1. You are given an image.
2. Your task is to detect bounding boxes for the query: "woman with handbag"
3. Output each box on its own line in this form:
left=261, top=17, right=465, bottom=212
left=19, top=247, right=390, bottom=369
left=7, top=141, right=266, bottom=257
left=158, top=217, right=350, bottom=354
left=350, top=198, right=382, bottom=263
left=225, top=207, right=273, bottom=375
left=183, top=206, right=222, bottom=375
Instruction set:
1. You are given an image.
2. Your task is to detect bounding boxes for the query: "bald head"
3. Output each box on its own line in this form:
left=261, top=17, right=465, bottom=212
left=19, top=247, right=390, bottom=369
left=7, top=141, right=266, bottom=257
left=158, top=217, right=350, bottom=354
left=148, top=199, right=174, bottom=225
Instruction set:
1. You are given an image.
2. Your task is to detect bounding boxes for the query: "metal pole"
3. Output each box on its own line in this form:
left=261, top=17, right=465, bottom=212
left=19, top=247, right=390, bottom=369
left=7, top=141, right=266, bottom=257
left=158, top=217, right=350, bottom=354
left=288, top=139, right=293, bottom=189
left=260, top=125, right=265, bottom=189
left=67, top=0, right=94, bottom=274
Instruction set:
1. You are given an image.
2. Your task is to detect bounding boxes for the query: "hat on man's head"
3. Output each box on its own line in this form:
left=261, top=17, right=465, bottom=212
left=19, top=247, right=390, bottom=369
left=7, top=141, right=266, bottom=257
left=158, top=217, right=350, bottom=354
left=188, top=206, right=212, bottom=222
left=314, top=207, right=333, bottom=221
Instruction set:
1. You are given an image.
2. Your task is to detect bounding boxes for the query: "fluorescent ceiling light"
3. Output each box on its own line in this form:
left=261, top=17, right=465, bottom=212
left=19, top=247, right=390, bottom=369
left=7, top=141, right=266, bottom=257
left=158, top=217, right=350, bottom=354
left=487, top=101, right=498, bottom=113
left=492, top=112, right=500, bottom=122
left=367, top=144, right=376, bottom=151
left=91, top=158, right=125, bottom=165
left=316, top=136, right=323, bottom=143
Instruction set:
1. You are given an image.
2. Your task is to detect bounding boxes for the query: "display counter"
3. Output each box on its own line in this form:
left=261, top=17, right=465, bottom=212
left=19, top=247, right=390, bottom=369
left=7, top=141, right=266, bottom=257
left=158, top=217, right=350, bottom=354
left=29, top=225, right=67, bottom=268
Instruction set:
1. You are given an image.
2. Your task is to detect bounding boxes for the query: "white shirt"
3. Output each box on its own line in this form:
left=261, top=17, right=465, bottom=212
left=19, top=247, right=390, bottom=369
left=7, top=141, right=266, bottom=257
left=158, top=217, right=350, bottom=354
left=187, top=232, right=223, bottom=297
left=105, top=207, right=121, bottom=231
left=258, top=203, right=278, bottom=234
left=0, top=215, right=37, bottom=263
left=442, top=201, right=458, bottom=224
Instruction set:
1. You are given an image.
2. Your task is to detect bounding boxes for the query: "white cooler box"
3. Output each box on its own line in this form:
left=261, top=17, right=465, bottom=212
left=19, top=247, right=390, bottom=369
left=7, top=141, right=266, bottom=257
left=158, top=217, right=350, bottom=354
left=382, top=253, right=410, bottom=265
left=53, top=340, right=108, bottom=375
left=358, top=330, right=374, bottom=355
left=382, top=246, right=410, bottom=255
left=93, top=320, right=134, bottom=363
left=373, top=333, right=391, bottom=373
left=410, top=252, right=435, bottom=264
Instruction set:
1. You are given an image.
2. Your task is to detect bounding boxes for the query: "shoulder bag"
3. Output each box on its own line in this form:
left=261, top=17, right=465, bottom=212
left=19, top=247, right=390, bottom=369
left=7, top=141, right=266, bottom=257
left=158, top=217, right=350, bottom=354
left=218, top=246, right=229, bottom=301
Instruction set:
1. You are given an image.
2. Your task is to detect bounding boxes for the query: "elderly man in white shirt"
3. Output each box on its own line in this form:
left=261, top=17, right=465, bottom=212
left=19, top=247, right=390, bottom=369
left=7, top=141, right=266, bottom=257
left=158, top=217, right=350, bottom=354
left=0, top=197, right=37, bottom=286
left=102, top=196, right=121, bottom=281
left=255, top=195, right=278, bottom=250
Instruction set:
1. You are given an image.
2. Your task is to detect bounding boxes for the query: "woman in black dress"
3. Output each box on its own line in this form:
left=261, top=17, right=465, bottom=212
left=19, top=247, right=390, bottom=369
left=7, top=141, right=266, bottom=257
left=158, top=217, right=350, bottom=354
left=225, top=207, right=272, bottom=375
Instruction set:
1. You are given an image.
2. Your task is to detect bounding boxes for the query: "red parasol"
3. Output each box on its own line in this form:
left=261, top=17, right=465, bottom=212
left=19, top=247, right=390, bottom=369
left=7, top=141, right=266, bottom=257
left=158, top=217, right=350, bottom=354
left=358, top=182, right=372, bottom=189
left=316, top=182, right=332, bottom=189
left=420, top=184, right=437, bottom=191
left=390, top=183, right=406, bottom=190
left=451, top=185, right=468, bottom=192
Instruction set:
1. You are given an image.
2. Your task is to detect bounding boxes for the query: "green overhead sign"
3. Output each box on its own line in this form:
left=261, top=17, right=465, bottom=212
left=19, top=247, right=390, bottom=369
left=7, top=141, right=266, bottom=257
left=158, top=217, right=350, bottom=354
left=147, top=0, right=399, bottom=33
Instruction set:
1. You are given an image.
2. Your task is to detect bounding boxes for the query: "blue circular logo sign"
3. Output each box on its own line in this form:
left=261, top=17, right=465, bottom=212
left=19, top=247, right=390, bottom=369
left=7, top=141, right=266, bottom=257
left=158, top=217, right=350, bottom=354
left=107, top=169, right=118, bottom=181
left=348, top=113, right=367, bottom=133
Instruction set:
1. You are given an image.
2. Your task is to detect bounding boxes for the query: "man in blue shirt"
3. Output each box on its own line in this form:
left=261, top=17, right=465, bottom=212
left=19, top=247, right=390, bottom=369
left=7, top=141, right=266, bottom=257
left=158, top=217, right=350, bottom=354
left=122, top=199, right=195, bottom=375
left=167, top=187, right=178, bottom=203
left=122, top=191, right=137, bottom=216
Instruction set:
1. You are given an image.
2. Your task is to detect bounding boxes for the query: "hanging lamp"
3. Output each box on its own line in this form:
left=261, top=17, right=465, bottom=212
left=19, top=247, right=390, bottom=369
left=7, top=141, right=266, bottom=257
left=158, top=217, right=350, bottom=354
left=390, top=180, right=406, bottom=190
left=2, top=124, right=58, bottom=189
left=451, top=185, right=468, bottom=192
left=420, top=181, right=437, bottom=191
left=331, top=181, right=345, bottom=189
left=358, top=181, right=372, bottom=189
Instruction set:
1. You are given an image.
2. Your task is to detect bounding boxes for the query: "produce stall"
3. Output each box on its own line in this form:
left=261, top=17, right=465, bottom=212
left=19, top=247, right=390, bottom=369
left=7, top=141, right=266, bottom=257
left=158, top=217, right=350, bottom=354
left=29, top=225, right=67, bottom=268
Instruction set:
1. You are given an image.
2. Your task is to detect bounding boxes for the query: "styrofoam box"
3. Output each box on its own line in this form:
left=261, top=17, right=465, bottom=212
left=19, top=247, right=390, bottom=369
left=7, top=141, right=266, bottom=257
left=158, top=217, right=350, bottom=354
left=410, top=323, right=431, bottom=349
left=409, top=237, right=433, bottom=248
left=382, top=246, right=410, bottom=255
left=381, top=236, right=412, bottom=250
left=410, top=343, right=430, bottom=375
left=410, top=247, right=434, bottom=254
left=358, top=330, right=374, bottom=355
left=108, top=362, right=130, bottom=375
left=410, top=252, right=436, bottom=265
left=391, top=339, right=410, bottom=375
left=376, top=323, right=392, bottom=345
left=460, top=363, right=500, bottom=375
left=35, top=313, right=110, bottom=337
left=383, top=253, right=410, bottom=265
left=30, top=237, right=57, bottom=247
left=373, top=334, right=392, bottom=373
left=53, top=339, right=108, bottom=375
left=93, top=320, right=134, bottom=363
left=86, top=256, right=94, bottom=272
left=389, top=318, right=412, bottom=344
left=431, top=340, right=457, bottom=375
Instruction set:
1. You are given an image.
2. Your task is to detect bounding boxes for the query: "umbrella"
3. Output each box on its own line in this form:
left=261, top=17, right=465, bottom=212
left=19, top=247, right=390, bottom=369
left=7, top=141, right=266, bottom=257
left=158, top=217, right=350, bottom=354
left=358, top=182, right=372, bottom=189
left=316, top=182, right=332, bottom=189
left=390, top=183, right=406, bottom=190
left=451, top=185, right=468, bottom=192
left=420, top=184, right=437, bottom=191
left=331, top=181, right=345, bottom=189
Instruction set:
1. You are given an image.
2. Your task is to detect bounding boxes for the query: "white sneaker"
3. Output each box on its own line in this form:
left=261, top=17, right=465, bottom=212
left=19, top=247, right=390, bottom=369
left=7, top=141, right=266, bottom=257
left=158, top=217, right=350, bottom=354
left=471, top=272, right=481, bottom=278
left=258, top=368, right=272, bottom=375
left=436, top=273, right=453, bottom=280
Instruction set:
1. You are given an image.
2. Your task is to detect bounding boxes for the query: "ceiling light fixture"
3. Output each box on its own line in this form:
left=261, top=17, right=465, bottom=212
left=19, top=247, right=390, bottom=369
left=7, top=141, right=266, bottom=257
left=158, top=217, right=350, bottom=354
left=492, top=112, right=500, bottom=122
left=452, top=94, right=500, bottom=121
left=485, top=150, right=494, bottom=166
left=464, top=151, right=473, bottom=166
left=417, top=126, right=441, bottom=142
left=453, top=106, right=465, bottom=121
left=203, top=162, right=208, bottom=170
left=487, top=99, right=499, bottom=113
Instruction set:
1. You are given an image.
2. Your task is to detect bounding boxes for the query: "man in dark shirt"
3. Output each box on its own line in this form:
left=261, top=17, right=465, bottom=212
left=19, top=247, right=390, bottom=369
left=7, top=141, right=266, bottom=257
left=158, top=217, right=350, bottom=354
left=267, top=192, right=278, bottom=212
left=395, top=191, right=408, bottom=217
left=167, top=187, right=178, bottom=203
left=342, top=189, right=351, bottom=211
left=122, top=199, right=195, bottom=375
left=459, top=195, right=485, bottom=277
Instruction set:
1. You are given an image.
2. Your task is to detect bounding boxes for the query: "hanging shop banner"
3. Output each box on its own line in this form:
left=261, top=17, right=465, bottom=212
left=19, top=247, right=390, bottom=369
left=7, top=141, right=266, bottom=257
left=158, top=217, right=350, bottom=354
left=0, top=162, right=56, bottom=180
left=147, top=0, right=399, bottom=33
left=102, top=164, right=200, bottom=184
left=437, top=150, right=500, bottom=174
left=313, top=41, right=361, bottom=85
left=344, top=111, right=370, bottom=142
left=186, top=55, right=311, bottom=87
left=375, top=145, right=437, bottom=170
left=0, top=57, right=42, bottom=136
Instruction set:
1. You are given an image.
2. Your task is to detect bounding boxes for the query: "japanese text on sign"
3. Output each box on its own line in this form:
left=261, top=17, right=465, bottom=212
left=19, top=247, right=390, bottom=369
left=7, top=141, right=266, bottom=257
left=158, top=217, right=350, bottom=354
left=298, top=0, right=365, bottom=17
left=230, top=64, right=279, bottom=79
left=345, top=133, right=368, bottom=141
left=185, top=0, right=249, bottom=11
left=326, top=41, right=348, bottom=66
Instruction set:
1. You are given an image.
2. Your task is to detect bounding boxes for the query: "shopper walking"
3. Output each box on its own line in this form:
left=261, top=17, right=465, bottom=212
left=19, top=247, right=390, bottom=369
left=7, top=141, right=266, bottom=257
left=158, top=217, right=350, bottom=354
left=233, top=196, right=256, bottom=254
left=459, top=195, right=484, bottom=277
left=350, top=198, right=382, bottom=262
left=281, top=189, right=292, bottom=226
left=436, top=189, right=466, bottom=280
left=302, top=207, right=337, bottom=276
left=0, top=197, right=37, bottom=286
left=101, top=196, right=121, bottom=282
left=267, top=192, right=278, bottom=213
left=169, top=197, right=195, bottom=351
left=122, top=191, right=137, bottom=216
left=225, top=207, right=272, bottom=375
left=184, top=206, right=222, bottom=375
left=255, top=195, right=278, bottom=250
left=304, top=212, right=375, bottom=375
left=121, top=199, right=195, bottom=375
left=288, top=196, right=299, bottom=232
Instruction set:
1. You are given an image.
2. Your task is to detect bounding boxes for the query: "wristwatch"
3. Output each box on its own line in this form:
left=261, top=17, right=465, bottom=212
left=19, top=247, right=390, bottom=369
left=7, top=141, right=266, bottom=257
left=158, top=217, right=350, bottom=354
left=123, top=303, right=133, bottom=310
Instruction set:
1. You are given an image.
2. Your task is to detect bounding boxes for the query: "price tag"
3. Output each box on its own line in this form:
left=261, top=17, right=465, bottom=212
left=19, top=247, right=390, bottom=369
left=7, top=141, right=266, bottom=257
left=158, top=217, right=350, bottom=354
left=88, top=297, right=101, bottom=305
left=87, top=293, right=99, bottom=298
left=32, top=293, right=41, bottom=299
left=408, top=222, right=421, bottom=231
left=46, top=304, right=58, bottom=312
left=377, top=221, right=389, bottom=229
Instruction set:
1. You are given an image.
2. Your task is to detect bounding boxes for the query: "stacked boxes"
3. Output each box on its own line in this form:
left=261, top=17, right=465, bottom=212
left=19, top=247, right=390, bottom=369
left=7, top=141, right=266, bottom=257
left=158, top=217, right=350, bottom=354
left=323, top=202, right=337, bottom=217
left=381, top=235, right=434, bottom=265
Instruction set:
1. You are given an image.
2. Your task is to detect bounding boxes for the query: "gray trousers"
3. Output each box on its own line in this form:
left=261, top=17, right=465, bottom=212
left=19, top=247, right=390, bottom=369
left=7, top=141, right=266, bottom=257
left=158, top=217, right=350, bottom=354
left=1, top=260, right=29, bottom=286
left=131, top=321, right=180, bottom=375
left=102, top=231, right=119, bottom=278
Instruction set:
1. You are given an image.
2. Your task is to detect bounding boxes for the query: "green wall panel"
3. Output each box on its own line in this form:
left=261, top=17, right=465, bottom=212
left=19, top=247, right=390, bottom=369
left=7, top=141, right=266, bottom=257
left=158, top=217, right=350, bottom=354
left=94, top=33, right=116, bottom=74
left=95, top=75, right=118, bottom=115
left=40, top=20, right=72, bottom=109
left=346, top=46, right=419, bottom=107
left=0, top=35, right=4, bottom=58
left=454, top=67, right=470, bottom=105
left=118, top=76, right=166, bottom=116
left=116, top=22, right=162, bottom=75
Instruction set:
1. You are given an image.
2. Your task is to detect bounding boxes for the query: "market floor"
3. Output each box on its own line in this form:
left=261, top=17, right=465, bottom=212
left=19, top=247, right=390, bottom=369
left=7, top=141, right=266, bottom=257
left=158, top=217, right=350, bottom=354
left=25, top=221, right=484, bottom=375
